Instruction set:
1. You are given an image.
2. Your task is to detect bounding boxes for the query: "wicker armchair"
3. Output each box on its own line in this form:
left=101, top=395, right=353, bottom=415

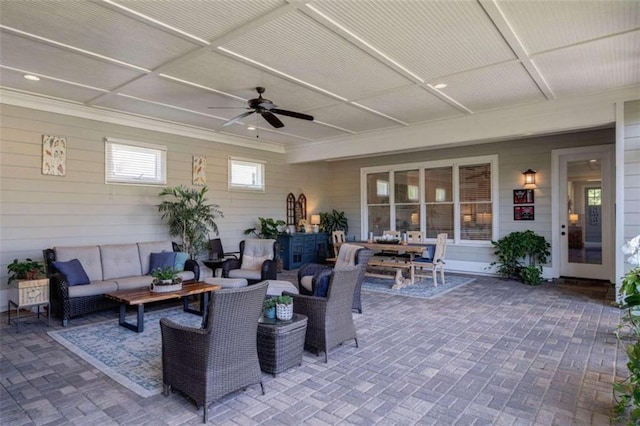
left=297, top=244, right=372, bottom=313
left=160, top=281, right=268, bottom=423
left=221, top=239, right=279, bottom=284
left=286, top=266, right=360, bottom=363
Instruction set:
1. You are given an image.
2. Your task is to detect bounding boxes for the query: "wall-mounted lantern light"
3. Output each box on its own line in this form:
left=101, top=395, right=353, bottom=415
left=523, top=169, right=536, bottom=185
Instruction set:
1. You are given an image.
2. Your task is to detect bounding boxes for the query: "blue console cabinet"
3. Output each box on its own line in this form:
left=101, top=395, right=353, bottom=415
left=277, top=233, right=328, bottom=270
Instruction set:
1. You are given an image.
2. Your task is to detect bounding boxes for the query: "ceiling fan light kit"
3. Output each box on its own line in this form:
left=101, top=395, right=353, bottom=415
left=215, top=87, right=314, bottom=129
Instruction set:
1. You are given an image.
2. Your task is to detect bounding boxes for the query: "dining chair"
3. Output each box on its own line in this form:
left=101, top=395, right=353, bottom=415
left=326, top=230, right=346, bottom=263
left=411, top=233, right=447, bottom=287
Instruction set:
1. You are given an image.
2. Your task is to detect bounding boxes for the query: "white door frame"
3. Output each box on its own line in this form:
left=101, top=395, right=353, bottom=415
left=551, top=144, right=614, bottom=281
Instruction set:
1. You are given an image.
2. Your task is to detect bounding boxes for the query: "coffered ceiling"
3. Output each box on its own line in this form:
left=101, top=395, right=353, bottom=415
left=0, top=0, right=638, bottom=157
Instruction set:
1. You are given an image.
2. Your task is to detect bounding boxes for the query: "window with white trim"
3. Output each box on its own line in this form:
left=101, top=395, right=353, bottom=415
left=362, top=156, right=497, bottom=242
left=228, top=157, right=265, bottom=192
left=105, top=138, right=166, bottom=185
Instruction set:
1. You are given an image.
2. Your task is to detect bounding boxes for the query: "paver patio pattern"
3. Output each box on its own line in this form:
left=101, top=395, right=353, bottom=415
left=1, top=274, right=624, bottom=425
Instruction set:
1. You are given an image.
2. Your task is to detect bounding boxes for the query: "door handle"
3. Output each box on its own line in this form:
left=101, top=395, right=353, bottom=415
left=561, top=231, right=566, bottom=236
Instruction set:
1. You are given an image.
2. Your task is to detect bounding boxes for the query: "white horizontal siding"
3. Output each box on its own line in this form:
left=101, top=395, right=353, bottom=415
left=0, top=105, right=329, bottom=311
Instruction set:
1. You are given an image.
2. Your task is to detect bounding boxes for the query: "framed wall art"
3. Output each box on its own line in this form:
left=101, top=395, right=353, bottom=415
left=192, top=155, right=206, bottom=186
left=42, top=135, right=66, bottom=176
left=513, top=189, right=534, bottom=204
left=514, top=206, right=535, bottom=221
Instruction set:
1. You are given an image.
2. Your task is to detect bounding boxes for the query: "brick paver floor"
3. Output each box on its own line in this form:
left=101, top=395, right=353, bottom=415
left=0, top=275, right=624, bottom=425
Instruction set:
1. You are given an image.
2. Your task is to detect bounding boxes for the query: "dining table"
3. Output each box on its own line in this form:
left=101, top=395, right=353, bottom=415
left=336, top=241, right=433, bottom=285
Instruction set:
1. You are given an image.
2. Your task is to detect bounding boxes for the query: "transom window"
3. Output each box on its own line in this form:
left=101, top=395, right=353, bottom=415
left=105, top=138, right=166, bottom=186
left=228, top=157, right=265, bottom=192
left=362, top=155, right=497, bottom=243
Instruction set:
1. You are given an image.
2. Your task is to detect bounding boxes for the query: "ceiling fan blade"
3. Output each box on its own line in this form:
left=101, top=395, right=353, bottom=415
left=261, top=111, right=284, bottom=128
left=208, top=106, right=248, bottom=109
left=222, top=110, right=254, bottom=127
left=271, top=108, right=314, bottom=121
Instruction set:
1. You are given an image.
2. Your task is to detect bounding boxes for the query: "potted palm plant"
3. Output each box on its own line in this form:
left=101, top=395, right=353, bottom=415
left=157, top=185, right=223, bottom=259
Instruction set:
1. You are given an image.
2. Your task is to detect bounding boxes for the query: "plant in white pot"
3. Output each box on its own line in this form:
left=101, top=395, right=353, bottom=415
left=275, top=294, right=293, bottom=321
left=150, top=267, right=182, bottom=292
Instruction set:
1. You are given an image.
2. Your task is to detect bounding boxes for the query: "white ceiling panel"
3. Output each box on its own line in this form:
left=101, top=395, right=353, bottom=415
left=222, top=117, right=347, bottom=144
left=162, top=51, right=340, bottom=112
left=434, top=62, right=546, bottom=112
left=355, top=85, right=464, bottom=124
left=119, top=76, right=247, bottom=121
left=116, top=0, right=286, bottom=42
left=0, top=1, right=636, bottom=156
left=533, top=31, right=640, bottom=97
left=0, top=68, right=106, bottom=103
left=497, top=0, right=640, bottom=54
left=310, top=103, right=400, bottom=133
left=309, top=0, right=516, bottom=80
left=0, top=1, right=198, bottom=70
left=93, top=94, right=226, bottom=130
left=220, top=126, right=308, bottom=146
left=220, top=11, right=411, bottom=100
left=0, top=31, right=143, bottom=89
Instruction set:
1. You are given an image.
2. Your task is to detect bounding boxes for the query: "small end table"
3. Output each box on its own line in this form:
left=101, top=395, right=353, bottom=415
left=257, top=313, right=308, bottom=376
left=8, top=278, right=50, bottom=332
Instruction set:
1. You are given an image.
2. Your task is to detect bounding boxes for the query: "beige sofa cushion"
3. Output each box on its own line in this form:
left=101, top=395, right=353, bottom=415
left=68, top=280, right=118, bottom=298
left=55, top=246, right=103, bottom=282
left=115, top=275, right=154, bottom=291
left=137, top=241, right=173, bottom=274
left=101, top=244, right=142, bottom=280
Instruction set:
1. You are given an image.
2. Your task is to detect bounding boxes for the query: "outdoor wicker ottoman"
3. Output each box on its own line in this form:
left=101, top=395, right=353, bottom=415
left=257, top=313, right=308, bottom=376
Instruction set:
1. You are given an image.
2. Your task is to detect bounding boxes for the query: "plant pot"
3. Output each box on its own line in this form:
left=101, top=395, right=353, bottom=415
left=264, top=306, right=276, bottom=319
left=276, top=303, right=293, bottom=321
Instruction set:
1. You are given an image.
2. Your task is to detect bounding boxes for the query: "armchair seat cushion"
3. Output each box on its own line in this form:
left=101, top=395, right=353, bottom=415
left=228, top=269, right=262, bottom=281
left=264, top=280, right=298, bottom=297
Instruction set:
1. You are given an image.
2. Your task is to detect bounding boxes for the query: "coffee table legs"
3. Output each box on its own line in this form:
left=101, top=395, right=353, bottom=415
left=119, top=303, right=145, bottom=333
left=118, top=292, right=211, bottom=333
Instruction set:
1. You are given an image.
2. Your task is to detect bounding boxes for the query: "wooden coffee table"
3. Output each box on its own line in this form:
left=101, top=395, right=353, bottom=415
left=105, top=282, right=221, bottom=332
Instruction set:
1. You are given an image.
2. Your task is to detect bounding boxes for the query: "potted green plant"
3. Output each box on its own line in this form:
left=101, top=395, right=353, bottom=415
left=263, top=298, right=277, bottom=319
left=150, top=266, right=181, bottom=285
left=489, top=230, right=551, bottom=285
left=319, top=210, right=349, bottom=256
left=244, top=217, right=286, bottom=239
left=7, top=258, right=48, bottom=306
left=7, top=258, right=45, bottom=284
left=319, top=210, right=349, bottom=235
left=275, top=294, right=293, bottom=321
left=157, top=185, right=223, bottom=260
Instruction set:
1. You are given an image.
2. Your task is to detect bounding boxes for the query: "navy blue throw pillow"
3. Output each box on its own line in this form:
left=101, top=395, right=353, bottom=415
left=52, top=259, right=90, bottom=286
left=314, top=275, right=331, bottom=297
left=149, top=252, right=176, bottom=274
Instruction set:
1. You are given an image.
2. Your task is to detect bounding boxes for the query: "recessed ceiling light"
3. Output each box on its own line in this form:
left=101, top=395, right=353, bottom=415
left=433, top=83, right=447, bottom=89
left=247, top=126, right=256, bottom=130
left=589, top=159, right=597, bottom=163
left=24, top=74, right=40, bottom=81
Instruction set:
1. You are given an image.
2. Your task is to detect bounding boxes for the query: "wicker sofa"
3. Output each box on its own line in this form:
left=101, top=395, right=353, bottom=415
left=43, top=241, right=199, bottom=326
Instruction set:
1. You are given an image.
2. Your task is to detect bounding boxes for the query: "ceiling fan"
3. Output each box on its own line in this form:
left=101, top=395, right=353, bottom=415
left=209, top=87, right=314, bottom=129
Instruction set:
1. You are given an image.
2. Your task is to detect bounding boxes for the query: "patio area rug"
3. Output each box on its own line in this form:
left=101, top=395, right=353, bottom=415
left=362, top=274, right=475, bottom=299
left=48, top=308, right=202, bottom=397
